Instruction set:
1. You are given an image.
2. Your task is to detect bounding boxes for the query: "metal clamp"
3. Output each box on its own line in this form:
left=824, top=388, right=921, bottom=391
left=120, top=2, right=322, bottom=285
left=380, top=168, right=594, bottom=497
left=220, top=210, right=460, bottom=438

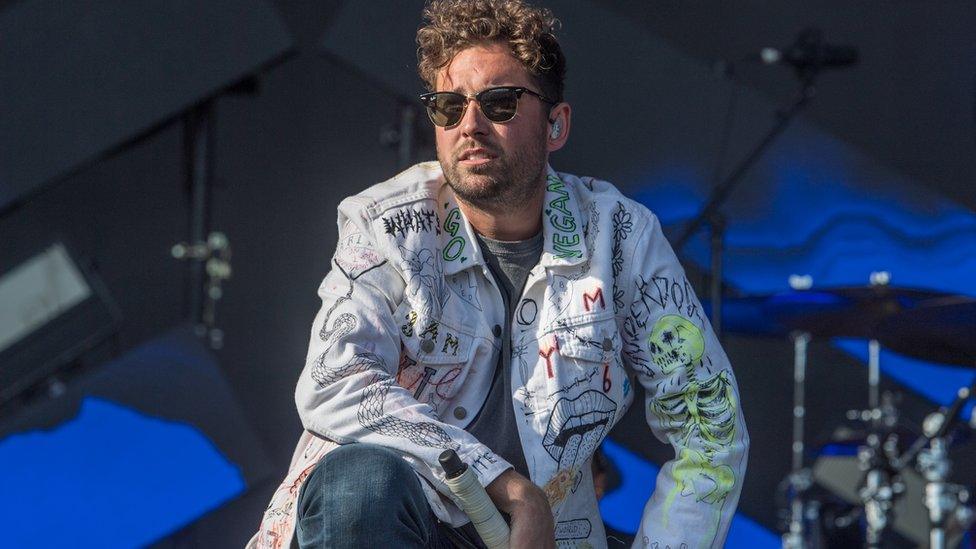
left=171, top=231, right=232, bottom=348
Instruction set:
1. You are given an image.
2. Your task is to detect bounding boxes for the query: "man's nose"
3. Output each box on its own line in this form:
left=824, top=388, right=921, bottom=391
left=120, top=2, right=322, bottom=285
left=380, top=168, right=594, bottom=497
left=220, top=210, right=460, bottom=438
left=459, top=99, right=490, bottom=137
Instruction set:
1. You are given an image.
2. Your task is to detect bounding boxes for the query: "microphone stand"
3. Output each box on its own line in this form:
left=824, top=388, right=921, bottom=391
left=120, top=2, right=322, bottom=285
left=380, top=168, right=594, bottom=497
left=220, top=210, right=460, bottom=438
left=674, top=73, right=817, bottom=338
left=782, top=331, right=816, bottom=549
left=881, top=380, right=976, bottom=549
left=916, top=382, right=975, bottom=549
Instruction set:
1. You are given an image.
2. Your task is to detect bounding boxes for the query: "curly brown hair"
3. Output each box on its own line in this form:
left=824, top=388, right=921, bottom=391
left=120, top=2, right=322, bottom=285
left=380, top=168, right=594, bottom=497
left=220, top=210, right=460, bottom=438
left=416, top=0, right=566, bottom=103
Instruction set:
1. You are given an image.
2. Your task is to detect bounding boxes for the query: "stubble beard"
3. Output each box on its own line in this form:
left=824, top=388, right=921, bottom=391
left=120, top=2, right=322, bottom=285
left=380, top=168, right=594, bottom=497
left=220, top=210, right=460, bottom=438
left=440, top=138, right=548, bottom=215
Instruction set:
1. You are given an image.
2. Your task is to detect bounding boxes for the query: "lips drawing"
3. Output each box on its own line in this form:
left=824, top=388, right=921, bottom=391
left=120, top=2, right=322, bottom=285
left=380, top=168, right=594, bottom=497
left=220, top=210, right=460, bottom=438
left=543, top=390, right=617, bottom=468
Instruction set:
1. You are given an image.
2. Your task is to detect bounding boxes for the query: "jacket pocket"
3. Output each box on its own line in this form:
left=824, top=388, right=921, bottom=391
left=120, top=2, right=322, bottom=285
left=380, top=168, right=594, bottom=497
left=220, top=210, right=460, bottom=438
left=395, top=301, right=477, bottom=414
left=543, top=314, right=627, bottom=420
left=549, top=314, right=617, bottom=373
left=536, top=315, right=623, bottom=497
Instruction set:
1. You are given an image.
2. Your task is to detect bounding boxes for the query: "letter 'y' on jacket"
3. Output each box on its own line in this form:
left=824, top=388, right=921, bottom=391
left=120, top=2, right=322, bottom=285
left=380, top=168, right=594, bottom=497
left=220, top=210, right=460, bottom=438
left=248, top=162, right=749, bottom=549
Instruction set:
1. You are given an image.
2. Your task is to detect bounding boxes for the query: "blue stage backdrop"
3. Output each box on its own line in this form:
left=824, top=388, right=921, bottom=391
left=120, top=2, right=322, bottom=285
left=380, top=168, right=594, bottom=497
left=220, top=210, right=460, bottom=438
left=0, top=397, right=244, bottom=548
left=0, top=326, right=272, bottom=549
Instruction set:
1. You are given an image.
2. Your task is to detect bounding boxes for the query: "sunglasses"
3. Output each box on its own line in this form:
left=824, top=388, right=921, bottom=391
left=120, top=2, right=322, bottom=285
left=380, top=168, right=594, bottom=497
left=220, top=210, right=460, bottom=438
left=419, top=86, right=556, bottom=128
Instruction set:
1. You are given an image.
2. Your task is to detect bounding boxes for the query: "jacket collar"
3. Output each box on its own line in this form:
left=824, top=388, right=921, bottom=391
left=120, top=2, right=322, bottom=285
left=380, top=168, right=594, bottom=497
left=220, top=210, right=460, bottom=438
left=439, top=165, right=588, bottom=276
left=539, top=165, right=587, bottom=268
left=439, top=185, right=485, bottom=276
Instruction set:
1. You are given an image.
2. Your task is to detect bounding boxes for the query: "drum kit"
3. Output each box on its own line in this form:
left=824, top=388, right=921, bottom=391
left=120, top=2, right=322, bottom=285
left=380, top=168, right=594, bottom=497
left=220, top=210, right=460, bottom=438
left=720, top=274, right=976, bottom=548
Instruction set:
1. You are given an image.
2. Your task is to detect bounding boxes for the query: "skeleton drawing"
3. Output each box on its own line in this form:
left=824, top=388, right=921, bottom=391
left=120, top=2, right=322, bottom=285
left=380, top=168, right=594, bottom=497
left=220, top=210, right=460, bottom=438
left=645, top=315, right=738, bottom=511
left=669, top=448, right=735, bottom=505
left=650, top=370, right=737, bottom=452
left=647, top=315, right=705, bottom=376
left=660, top=446, right=735, bottom=542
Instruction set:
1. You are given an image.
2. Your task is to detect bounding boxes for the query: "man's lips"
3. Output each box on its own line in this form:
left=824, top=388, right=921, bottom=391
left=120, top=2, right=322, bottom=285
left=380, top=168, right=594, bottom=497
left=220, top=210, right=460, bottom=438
left=457, top=147, right=497, bottom=166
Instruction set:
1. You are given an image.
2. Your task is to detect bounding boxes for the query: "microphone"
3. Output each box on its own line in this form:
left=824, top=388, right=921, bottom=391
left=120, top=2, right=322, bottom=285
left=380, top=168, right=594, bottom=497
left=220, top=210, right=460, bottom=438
left=439, top=450, right=510, bottom=549
left=759, top=28, right=858, bottom=72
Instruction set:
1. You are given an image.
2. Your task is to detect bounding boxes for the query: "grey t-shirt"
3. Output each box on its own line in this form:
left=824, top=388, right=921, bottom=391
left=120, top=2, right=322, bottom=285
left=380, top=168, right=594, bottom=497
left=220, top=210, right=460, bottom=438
left=466, top=229, right=544, bottom=480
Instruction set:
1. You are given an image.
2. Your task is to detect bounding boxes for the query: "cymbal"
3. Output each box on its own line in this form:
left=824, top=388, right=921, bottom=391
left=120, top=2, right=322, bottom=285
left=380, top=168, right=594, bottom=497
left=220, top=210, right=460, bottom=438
left=875, top=296, right=976, bottom=367
left=716, top=286, right=949, bottom=339
left=705, top=295, right=792, bottom=338
left=767, top=286, right=948, bottom=339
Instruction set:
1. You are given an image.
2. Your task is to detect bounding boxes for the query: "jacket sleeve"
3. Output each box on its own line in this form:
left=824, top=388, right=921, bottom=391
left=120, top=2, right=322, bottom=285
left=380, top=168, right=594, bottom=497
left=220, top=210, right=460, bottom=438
left=295, top=198, right=512, bottom=490
left=619, top=212, right=749, bottom=549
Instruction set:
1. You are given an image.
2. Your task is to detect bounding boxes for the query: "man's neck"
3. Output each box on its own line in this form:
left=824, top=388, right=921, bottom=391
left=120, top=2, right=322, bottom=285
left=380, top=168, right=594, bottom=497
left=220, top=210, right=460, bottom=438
left=456, top=186, right=544, bottom=241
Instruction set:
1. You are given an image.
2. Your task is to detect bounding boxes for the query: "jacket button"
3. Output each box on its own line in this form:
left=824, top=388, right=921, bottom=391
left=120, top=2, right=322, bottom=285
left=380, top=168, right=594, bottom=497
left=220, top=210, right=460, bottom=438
left=492, top=324, right=502, bottom=337
left=421, top=338, right=435, bottom=353
left=453, top=406, right=467, bottom=420
left=602, top=337, right=613, bottom=351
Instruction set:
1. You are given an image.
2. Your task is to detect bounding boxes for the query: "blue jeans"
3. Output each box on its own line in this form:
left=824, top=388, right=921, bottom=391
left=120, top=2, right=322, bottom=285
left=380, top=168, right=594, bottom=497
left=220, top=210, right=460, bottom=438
left=295, top=443, right=484, bottom=548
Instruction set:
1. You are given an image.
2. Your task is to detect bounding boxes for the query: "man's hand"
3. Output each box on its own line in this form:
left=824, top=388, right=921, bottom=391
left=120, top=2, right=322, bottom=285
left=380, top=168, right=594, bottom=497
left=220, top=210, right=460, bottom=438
left=485, top=469, right=555, bottom=549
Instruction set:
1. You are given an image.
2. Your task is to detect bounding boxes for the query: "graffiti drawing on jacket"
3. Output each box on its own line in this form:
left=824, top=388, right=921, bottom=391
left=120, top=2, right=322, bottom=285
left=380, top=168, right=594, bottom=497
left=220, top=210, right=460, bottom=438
left=542, top=390, right=617, bottom=507
left=381, top=207, right=439, bottom=237
left=315, top=350, right=461, bottom=450
left=568, top=203, right=600, bottom=280
left=312, top=258, right=389, bottom=386
left=316, top=277, right=355, bottom=350
left=446, top=270, right=482, bottom=311
left=333, top=229, right=386, bottom=279
left=545, top=273, right=574, bottom=327
left=398, top=245, right=447, bottom=320
left=555, top=518, right=592, bottom=545
left=441, top=205, right=468, bottom=263
left=516, top=298, right=538, bottom=327
left=623, top=274, right=706, bottom=377
left=610, top=202, right=634, bottom=313
left=645, top=313, right=737, bottom=534
left=395, top=354, right=464, bottom=414
left=545, top=175, right=583, bottom=260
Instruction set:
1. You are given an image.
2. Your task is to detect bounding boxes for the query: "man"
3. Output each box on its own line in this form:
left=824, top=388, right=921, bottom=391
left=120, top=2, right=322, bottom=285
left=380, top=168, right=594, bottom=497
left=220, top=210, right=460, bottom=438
left=251, top=1, right=748, bottom=547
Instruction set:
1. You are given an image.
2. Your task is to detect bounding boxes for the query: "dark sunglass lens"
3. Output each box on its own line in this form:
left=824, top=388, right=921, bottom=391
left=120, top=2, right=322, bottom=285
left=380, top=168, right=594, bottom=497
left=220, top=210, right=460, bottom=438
left=480, top=88, right=519, bottom=122
left=429, top=94, right=465, bottom=126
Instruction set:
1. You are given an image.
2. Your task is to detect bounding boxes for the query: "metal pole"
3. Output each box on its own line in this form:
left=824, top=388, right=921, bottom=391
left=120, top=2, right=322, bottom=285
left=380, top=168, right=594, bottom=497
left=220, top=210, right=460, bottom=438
left=922, top=437, right=949, bottom=549
left=863, top=466, right=887, bottom=549
left=709, top=214, right=725, bottom=338
left=782, top=331, right=812, bottom=549
left=673, top=83, right=815, bottom=345
left=868, top=339, right=880, bottom=411
left=674, top=83, right=815, bottom=253
left=183, top=101, right=215, bottom=329
left=792, top=332, right=810, bottom=473
left=397, top=104, right=416, bottom=171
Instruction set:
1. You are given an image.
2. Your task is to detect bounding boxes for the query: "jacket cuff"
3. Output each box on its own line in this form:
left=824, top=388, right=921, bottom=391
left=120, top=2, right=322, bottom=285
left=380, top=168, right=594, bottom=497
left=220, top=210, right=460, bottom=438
left=458, top=445, right=513, bottom=488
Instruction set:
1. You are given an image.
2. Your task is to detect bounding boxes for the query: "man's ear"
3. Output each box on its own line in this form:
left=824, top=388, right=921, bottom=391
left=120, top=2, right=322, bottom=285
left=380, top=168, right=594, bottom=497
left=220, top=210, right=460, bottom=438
left=547, top=102, right=571, bottom=152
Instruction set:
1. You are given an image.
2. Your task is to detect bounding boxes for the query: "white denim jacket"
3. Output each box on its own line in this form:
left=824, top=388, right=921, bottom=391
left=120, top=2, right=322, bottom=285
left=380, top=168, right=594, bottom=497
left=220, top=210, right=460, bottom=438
left=250, top=162, right=748, bottom=549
